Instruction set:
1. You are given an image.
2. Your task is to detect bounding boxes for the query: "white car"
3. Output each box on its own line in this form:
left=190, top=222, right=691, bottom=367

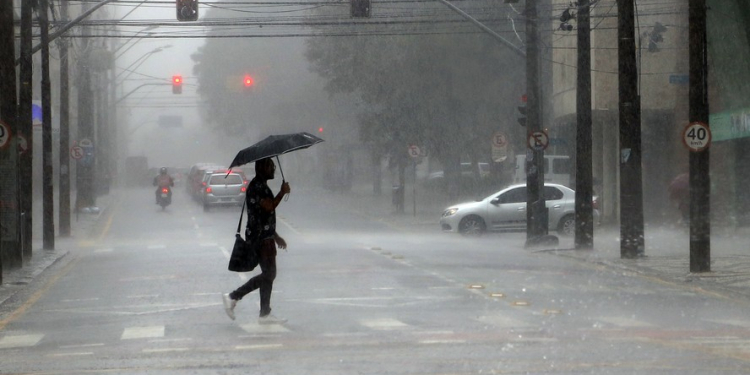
left=440, top=183, right=589, bottom=236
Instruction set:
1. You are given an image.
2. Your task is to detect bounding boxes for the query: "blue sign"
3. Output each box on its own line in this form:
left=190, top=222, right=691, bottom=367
left=32, top=103, right=43, bottom=123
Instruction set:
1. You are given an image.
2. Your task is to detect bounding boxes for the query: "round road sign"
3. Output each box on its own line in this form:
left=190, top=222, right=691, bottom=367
left=527, top=130, right=549, bottom=151
left=70, top=145, right=84, bottom=160
left=492, top=132, right=508, bottom=148
left=0, top=120, right=11, bottom=150
left=682, top=122, right=711, bottom=152
left=408, top=144, right=422, bottom=158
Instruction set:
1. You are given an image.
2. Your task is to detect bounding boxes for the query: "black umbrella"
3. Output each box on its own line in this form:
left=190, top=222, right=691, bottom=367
left=228, top=132, right=324, bottom=181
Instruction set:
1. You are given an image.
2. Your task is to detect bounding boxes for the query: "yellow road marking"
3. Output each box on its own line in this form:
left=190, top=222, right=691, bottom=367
left=0, top=256, right=79, bottom=331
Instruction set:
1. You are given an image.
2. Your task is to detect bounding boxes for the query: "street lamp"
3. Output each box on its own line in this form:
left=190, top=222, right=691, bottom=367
left=115, top=45, right=172, bottom=82
left=115, top=25, right=159, bottom=58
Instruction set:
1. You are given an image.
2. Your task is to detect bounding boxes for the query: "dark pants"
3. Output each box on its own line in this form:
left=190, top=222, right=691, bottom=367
left=229, top=238, right=277, bottom=316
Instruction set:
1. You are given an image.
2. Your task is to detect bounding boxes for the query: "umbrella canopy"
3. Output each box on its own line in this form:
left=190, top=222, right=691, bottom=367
left=228, top=132, right=324, bottom=180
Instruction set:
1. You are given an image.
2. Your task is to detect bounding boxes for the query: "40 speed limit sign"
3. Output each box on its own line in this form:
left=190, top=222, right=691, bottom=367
left=682, top=122, right=711, bottom=152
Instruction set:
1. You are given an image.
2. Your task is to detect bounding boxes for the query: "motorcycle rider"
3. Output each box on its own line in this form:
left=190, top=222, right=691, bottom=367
left=153, top=167, right=174, bottom=204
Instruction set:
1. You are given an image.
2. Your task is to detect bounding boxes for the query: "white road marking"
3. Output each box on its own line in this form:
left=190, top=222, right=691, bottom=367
left=59, top=343, right=104, bottom=349
left=200, top=243, right=218, bottom=247
left=240, top=323, right=290, bottom=333
left=0, top=334, right=44, bottom=349
left=476, top=314, right=532, bottom=329
left=48, top=352, right=94, bottom=357
left=419, top=339, right=467, bottom=344
left=361, top=318, right=409, bottom=330
left=143, top=348, right=190, bottom=353
left=597, top=317, right=654, bottom=328
left=61, top=298, right=99, bottom=303
left=278, top=217, right=301, bottom=236
left=235, top=344, right=283, bottom=350
left=121, top=326, right=165, bottom=340
left=94, top=248, right=113, bottom=253
left=707, top=319, right=750, bottom=328
left=127, top=294, right=160, bottom=299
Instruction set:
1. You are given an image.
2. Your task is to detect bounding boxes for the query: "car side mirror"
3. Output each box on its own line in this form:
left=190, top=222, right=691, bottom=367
left=490, top=198, right=501, bottom=205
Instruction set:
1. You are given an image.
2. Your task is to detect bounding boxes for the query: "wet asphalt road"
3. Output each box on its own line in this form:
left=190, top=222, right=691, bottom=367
left=1, top=186, right=750, bottom=374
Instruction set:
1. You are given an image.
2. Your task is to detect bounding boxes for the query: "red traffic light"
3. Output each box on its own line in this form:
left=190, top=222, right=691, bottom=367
left=172, top=75, right=183, bottom=94
left=243, top=75, right=254, bottom=88
left=318, top=127, right=324, bottom=133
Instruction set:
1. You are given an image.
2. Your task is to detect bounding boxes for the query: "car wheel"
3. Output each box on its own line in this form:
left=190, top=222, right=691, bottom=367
left=557, top=215, right=575, bottom=236
left=458, top=215, right=486, bottom=236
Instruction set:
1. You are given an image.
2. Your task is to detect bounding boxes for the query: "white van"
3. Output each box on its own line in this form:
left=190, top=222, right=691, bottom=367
left=513, top=154, right=572, bottom=187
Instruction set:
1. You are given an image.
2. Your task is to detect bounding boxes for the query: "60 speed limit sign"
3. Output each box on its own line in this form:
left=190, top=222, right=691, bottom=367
left=682, top=122, right=711, bottom=152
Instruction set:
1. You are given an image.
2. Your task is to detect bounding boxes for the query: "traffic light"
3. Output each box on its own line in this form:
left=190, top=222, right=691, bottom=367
left=351, top=0, right=370, bottom=18
left=176, top=0, right=198, bottom=21
left=517, top=95, right=527, bottom=127
left=243, top=75, right=254, bottom=88
left=172, top=75, right=183, bottom=94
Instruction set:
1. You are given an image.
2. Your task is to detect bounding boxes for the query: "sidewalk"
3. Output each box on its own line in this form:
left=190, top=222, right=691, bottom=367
left=327, top=182, right=750, bottom=302
left=0, top=193, right=113, bottom=306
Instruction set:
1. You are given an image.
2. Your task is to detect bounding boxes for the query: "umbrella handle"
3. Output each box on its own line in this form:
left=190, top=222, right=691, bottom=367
left=276, top=156, right=290, bottom=201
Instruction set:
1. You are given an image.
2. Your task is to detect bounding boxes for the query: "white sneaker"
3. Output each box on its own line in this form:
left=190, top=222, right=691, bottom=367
left=222, top=294, right=237, bottom=321
left=258, top=314, right=287, bottom=325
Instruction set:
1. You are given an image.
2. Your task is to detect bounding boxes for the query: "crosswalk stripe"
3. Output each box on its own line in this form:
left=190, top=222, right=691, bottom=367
left=0, top=334, right=44, bottom=349
left=121, top=326, right=165, bottom=340
left=240, top=323, right=290, bottom=333
left=360, top=318, right=409, bottom=330
left=597, top=317, right=654, bottom=328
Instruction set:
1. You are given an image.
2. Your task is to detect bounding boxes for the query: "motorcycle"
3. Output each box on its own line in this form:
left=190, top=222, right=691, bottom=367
left=157, top=186, right=172, bottom=209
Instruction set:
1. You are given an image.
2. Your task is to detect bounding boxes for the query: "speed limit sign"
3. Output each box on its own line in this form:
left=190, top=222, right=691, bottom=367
left=682, top=122, right=711, bottom=152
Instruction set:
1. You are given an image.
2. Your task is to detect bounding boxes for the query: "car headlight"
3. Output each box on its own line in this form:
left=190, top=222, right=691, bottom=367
left=442, top=208, right=459, bottom=217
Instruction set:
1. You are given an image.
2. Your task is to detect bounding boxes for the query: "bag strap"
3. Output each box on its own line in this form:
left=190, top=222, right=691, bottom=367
left=236, top=197, right=246, bottom=235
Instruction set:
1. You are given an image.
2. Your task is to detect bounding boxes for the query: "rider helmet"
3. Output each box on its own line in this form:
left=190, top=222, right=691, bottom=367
left=160, top=167, right=168, bottom=174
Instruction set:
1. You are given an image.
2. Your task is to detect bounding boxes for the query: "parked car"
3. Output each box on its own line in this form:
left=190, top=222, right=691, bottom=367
left=440, top=183, right=598, bottom=236
left=200, top=170, right=247, bottom=211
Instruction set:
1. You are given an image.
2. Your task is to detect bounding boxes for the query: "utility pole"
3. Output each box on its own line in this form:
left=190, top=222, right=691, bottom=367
left=617, top=0, right=645, bottom=258
left=77, top=1, right=96, bottom=210
left=59, top=0, right=71, bottom=237
left=19, top=0, right=34, bottom=258
left=524, top=0, right=550, bottom=247
left=575, top=0, right=594, bottom=248
left=40, top=0, right=55, bottom=250
left=0, top=0, right=21, bottom=275
left=688, top=0, right=710, bottom=272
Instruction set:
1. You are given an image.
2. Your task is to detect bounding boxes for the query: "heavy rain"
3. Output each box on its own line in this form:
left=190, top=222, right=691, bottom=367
left=1, top=0, right=750, bottom=373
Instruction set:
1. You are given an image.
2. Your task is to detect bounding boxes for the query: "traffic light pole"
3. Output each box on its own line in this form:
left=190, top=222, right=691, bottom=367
left=617, top=0, right=645, bottom=258
left=688, top=0, right=710, bottom=272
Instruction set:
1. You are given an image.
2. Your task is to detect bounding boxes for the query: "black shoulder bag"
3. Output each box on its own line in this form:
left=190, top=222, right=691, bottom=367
left=227, top=198, right=260, bottom=272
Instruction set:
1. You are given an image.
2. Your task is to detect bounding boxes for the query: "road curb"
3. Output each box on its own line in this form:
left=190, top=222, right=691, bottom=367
left=0, top=249, right=69, bottom=307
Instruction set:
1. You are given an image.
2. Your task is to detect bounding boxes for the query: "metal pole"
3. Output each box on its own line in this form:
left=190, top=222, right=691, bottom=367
left=525, top=0, right=548, bottom=246
left=40, top=0, right=55, bottom=250
left=19, top=0, right=34, bottom=258
left=575, top=0, right=594, bottom=249
left=59, top=0, right=71, bottom=237
left=688, top=0, right=710, bottom=272
left=618, top=0, right=645, bottom=258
